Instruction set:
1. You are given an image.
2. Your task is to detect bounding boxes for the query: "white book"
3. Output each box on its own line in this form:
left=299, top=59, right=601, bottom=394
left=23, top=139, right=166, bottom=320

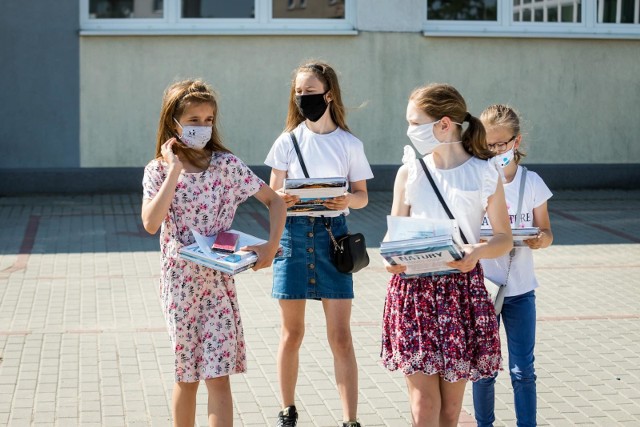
left=284, top=177, right=347, bottom=216
left=179, top=229, right=266, bottom=275
left=480, top=227, right=540, bottom=246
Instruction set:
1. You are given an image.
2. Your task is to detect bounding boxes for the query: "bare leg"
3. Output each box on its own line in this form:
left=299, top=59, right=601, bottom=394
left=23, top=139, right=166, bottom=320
left=205, top=376, right=233, bottom=427
left=405, top=373, right=441, bottom=427
left=439, top=377, right=467, bottom=427
left=172, top=381, right=199, bottom=427
left=277, top=299, right=307, bottom=408
left=323, top=299, right=358, bottom=422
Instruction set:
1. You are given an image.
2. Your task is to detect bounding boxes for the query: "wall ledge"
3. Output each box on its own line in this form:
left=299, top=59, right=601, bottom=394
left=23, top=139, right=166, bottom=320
left=1, top=164, right=638, bottom=195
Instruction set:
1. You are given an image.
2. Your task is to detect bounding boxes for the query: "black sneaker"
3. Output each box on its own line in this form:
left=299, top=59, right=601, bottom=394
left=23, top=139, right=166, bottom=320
left=277, top=405, right=298, bottom=427
left=342, top=422, right=362, bottom=427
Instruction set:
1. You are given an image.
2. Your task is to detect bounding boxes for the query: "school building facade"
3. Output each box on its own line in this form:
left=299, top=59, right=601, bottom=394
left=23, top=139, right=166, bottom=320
left=1, top=0, right=639, bottom=194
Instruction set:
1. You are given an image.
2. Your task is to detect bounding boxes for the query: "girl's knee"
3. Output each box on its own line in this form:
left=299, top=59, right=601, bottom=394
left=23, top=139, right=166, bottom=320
left=327, top=329, right=353, bottom=355
left=281, top=327, right=305, bottom=349
left=411, top=395, right=440, bottom=424
left=205, top=376, right=230, bottom=392
left=440, top=403, right=462, bottom=425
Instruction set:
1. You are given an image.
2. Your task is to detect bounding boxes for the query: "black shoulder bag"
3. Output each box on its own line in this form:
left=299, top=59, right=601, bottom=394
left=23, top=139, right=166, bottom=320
left=290, top=131, right=369, bottom=274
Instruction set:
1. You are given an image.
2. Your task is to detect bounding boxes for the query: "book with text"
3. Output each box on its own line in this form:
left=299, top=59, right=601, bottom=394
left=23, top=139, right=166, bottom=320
left=284, top=177, right=347, bottom=216
left=381, top=216, right=464, bottom=278
left=480, top=227, right=540, bottom=246
left=380, top=236, right=465, bottom=278
left=179, top=229, right=266, bottom=275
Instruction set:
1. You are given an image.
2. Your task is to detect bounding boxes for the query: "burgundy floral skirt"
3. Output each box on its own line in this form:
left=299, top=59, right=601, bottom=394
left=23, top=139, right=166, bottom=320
left=381, top=264, right=501, bottom=382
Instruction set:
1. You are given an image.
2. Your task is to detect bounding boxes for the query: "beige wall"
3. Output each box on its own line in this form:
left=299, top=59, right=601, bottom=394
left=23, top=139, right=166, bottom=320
left=80, top=32, right=640, bottom=168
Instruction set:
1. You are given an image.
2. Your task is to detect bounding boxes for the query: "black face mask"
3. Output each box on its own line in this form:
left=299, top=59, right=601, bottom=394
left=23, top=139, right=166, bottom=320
left=295, top=92, right=328, bottom=122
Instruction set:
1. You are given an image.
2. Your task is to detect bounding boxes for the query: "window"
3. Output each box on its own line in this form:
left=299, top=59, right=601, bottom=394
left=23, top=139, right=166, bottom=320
left=81, top=0, right=353, bottom=35
left=424, top=0, right=640, bottom=38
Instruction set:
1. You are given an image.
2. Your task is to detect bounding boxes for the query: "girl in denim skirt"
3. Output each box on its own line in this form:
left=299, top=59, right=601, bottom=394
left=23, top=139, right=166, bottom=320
left=264, top=61, right=373, bottom=427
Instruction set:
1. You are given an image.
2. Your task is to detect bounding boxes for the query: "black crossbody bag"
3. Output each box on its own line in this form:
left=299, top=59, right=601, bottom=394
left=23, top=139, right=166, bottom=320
left=289, top=131, right=369, bottom=274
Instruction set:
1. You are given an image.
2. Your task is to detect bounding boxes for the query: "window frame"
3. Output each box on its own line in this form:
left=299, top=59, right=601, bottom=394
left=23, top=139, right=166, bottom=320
left=423, top=1, right=640, bottom=39
left=80, top=0, right=357, bottom=35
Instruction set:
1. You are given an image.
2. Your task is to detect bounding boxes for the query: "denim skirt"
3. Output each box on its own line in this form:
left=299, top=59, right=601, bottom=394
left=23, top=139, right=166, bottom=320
left=272, top=215, right=353, bottom=300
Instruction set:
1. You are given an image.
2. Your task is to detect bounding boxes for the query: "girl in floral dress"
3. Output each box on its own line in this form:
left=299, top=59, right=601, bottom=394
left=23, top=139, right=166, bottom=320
left=381, top=84, right=512, bottom=427
left=141, top=79, right=286, bottom=427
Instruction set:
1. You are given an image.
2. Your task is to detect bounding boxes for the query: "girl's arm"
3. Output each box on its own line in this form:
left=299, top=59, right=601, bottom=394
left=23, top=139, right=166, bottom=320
left=243, top=184, right=287, bottom=270
left=525, top=201, right=553, bottom=249
left=269, top=168, right=300, bottom=208
left=141, top=139, right=182, bottom=234
left=383, top=165, right=411, bottom=274
left=448, top=179, right=513, bottom=273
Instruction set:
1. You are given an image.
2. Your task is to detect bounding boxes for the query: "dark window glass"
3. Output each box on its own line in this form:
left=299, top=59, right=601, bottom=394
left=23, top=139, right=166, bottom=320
left=182, top=0, right=255, bottom=18
left=272, top=0, right=345, bottom=19
left=427, top=0, right=498, bottom=21
left=90, top=0, right=163, bottom=18
left=599, top=0, right=638, bottom=23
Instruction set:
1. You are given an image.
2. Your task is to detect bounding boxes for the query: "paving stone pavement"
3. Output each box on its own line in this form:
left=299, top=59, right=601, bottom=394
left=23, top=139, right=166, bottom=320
left=0, top=190, right=639, bottom=426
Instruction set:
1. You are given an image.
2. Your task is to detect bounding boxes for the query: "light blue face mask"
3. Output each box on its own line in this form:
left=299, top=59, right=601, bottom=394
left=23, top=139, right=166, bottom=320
left=174, top=118, right=212, bottom=150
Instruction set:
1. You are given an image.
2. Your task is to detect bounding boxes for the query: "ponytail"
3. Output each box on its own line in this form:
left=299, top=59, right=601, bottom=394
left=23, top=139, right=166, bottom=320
left=462, top=114, right=493, bottom=160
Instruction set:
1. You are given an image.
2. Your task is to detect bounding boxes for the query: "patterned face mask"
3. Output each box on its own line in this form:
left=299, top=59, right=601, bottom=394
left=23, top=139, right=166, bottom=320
left=495, top=147, right=515, bottom=168
left=174, top=118, right=212, bottom=150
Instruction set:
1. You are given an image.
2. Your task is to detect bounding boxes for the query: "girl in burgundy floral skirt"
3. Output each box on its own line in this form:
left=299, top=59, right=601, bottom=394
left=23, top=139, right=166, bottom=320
left=381, top=84, right=513, bottom=427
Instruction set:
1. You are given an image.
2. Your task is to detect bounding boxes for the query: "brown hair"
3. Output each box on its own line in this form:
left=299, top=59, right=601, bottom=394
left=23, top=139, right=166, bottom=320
left=155, top=79, right=231, bottom=170
left=480, top=104, right=527, bottom=164
left=409, top=83, right=493, bottom=160
left=284, top=61, right=350, bottom=133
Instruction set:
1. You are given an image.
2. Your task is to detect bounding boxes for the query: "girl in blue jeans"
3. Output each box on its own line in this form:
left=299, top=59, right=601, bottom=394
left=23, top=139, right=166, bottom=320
left=473, top=105, right=554, bottom=427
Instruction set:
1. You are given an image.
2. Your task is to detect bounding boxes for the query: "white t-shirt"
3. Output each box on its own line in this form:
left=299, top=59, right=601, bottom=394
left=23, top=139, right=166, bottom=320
left=480, top=166, right=553, bottom=297
left=403, top=147, right=501, bottom=245
left=264, top=122, right=374, bottom=217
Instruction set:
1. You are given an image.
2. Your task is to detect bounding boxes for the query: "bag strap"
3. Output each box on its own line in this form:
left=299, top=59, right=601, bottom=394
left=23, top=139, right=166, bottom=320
left=290, top=132, right=340, bottom=248
left=289, top=131, right=310, bottom=179
left=515, top=166, right=527, bottom=228
left=419, top=158, right=469, bottom=245
left=504, top=166, right=527, bottom=285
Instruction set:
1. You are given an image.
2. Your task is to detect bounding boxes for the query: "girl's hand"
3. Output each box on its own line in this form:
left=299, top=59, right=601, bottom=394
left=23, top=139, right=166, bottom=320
left=161, top=138, right=183, bottom=171
left=383, top=258, right=407, bottom=275
left=324, top=193, right=351, bottom=210
left=447, top=244, right=479, bottom=273
left=524, top=230, right=551, bottom=250
left=243, top=242, right=279, bottom=271
left=276, top=190, right=300, bottom=209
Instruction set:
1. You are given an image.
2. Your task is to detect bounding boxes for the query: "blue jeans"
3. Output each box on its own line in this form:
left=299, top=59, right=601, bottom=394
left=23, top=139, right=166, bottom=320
left=473, top=290, right=537, bottom=427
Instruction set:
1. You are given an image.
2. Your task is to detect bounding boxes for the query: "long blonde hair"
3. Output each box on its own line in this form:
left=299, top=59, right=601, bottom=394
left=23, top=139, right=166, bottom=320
left=480, top=104, right=527, bottom=164
left=155, top=79, right=231, bottom=169
left=285, top=61, right=350, bottom=133
left=409, top=83, right=493, bottom=160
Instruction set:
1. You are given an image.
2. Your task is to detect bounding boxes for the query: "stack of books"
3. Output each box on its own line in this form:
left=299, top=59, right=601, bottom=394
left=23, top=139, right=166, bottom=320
left=380, top=216, right=465, bottom=278
left=380, top=236, right=464, bottom=278
left=179, top=229, right=267, bottom=275
left=480, top=226, right=540, bottom=246
left=284, top=177, right=347, bottom=216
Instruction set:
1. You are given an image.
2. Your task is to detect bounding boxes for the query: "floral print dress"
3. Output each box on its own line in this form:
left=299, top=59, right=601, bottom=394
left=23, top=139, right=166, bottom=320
left=142, top=152, right=263, bottom=382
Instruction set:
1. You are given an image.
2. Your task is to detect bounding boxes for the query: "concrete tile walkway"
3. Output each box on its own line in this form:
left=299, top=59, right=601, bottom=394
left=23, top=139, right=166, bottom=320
left=0, top=190, right=639, bottom=426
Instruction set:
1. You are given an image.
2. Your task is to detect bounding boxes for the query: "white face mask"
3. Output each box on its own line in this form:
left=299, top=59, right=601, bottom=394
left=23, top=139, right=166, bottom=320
left=174, top=118, right=212, bottom=150
left=406, top=120, right=462, bottom=155
left=495, top=148, right=515, bottom=168
left=407, top=121, right=441, bottom=155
